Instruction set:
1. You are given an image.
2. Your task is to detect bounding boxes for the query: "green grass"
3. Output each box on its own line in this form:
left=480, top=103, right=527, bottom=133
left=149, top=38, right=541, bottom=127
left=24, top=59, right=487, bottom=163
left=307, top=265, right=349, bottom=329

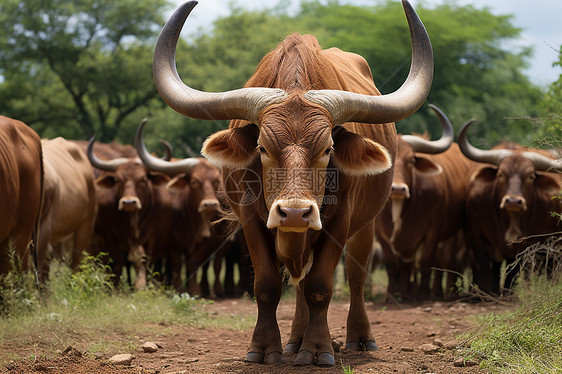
left=460, top=275, right=562, bottom=373
left=0, top=253, right=255, bottom=366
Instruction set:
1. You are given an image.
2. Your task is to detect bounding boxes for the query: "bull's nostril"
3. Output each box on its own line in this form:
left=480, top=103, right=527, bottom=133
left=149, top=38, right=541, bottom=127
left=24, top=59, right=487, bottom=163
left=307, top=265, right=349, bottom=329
left=277, top=204, right=288, bottom=218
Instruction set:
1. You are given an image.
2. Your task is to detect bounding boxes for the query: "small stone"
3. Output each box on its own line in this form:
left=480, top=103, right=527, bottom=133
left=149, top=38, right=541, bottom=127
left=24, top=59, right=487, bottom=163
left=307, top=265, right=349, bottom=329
left=400, top=347, right=414, bottom=352
left=453, top=357, right=478, bottom=367
left=433, top=338, right=444, bottom=347
left=443, top=340, right=458, bottom=350
left=142, top=341, right=159, bottom=353
left=109, top=353, right=135, bottom=365
left=419, top=343, right=440, bottom=354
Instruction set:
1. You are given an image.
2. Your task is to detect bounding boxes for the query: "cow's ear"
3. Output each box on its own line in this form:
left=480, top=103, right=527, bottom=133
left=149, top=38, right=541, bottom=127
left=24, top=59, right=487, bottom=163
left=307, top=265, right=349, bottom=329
left=167, top=174, right=189, bottom=190
left=96, top=175, right=117, bottom=189
left=471, top=166, right=497, bottom=184
left=148, top=171, right=171, bottom=187
left=202, top=124, right=259, bottom=168
left=331, top=127, right=391, bottom=176
left=536, top=172, right=561, bottom=195
left=413, top=156, right=443, bottom=176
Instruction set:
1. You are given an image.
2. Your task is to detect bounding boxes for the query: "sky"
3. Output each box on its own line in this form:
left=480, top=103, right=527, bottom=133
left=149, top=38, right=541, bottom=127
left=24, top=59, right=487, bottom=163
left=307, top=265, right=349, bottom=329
left=168, top=0, right=562, bottom=88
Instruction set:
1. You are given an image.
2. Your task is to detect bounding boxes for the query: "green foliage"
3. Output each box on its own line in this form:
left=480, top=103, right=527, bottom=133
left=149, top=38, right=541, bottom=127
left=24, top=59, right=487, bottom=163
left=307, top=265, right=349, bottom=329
left=0, top=246, right=40, bottom=317
left=462, top=276, right=562, bottom=373
left=0, top=0, right=170, bottom=142
left=536, top=45, right=562, bottom=147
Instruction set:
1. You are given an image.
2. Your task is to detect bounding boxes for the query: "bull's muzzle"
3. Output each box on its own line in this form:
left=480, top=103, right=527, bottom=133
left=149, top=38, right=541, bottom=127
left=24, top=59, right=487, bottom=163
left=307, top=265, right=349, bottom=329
left=118, top=196, right=142, bottom=212
left=198, top=198, right=220, bottom=213
left=267, top=199, right=322, bottom=232
left=500, top=195, right=527, bottom=212
left=390, top=183, right=410, bottom=199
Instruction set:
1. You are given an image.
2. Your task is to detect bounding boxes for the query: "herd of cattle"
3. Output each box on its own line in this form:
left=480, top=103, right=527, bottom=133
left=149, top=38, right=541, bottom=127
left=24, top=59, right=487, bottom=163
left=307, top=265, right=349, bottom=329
left=1, top=0, right=561, bottom=367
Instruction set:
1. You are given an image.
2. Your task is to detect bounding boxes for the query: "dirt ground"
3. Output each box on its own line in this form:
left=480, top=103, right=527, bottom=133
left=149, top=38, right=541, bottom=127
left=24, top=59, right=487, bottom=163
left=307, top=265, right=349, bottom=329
left=0, top=297, right=506, bottom=374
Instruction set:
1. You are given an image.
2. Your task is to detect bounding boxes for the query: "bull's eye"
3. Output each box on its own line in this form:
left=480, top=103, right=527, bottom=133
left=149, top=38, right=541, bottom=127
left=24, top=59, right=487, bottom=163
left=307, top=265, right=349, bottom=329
left=257, top=145, right=267, bottom=154
left=324, top=147, right=334, bottom=156
left=529, top=173, right=536, bottom=181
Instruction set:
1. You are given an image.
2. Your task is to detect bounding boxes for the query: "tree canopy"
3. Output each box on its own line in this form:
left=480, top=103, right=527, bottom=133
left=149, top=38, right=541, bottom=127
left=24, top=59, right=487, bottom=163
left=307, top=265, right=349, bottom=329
left=0, top=0, right=557, bottom=154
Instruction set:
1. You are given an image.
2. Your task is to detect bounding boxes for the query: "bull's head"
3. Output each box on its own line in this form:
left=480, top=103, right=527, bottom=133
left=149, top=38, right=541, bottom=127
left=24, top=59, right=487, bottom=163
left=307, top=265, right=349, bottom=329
left=135, top=120, right=221, bottom=238
left=458, top=120, right=562, bottom=242
left=153, top=1, right=433, bottom=235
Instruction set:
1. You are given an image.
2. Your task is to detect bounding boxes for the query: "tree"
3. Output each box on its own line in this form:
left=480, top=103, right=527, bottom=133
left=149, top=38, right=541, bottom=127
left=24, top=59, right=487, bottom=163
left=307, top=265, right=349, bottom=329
left=0, top=0, right=170, bottom=142
left=536, top=45, right=562, bottom=148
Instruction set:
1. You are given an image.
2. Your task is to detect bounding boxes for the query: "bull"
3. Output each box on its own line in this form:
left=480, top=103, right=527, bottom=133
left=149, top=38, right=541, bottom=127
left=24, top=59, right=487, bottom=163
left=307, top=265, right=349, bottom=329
left=0, top=116, right=43, bottom=276
left=153, top=0, right=433, bottom=366
left=37, top=137, right=97, bottom=280
left=135, top=121, right=222, bottom=293
left=375, top=105, right=476, bottom=300
left=458, top=120, right=562, bottom=294
left=87, top=134, right=172, bottom=289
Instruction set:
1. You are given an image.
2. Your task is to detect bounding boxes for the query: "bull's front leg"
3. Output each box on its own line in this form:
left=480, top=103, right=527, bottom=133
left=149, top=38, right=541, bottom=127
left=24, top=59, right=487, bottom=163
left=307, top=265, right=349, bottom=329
left=344, top=221, right=378, bottom=351
left=243, top=220, right=283, bottom=364
left=294, top=239, right=342, bottom=367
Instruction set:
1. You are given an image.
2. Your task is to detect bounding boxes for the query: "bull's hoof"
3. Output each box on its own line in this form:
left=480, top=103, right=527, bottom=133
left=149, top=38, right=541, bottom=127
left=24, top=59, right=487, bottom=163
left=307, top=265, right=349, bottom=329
left=316, top=352, right=335, bottom=367
left=364, top=340, right=379, bottom=351
left=265, top=351, right=283, bottom=364
left=284, top=343, right=299, bottom=354
left=345, top=341, right=362, bottom=351
left=244, top=351, right=264, bottom=363
left=294, top=350, right=315, bottom=366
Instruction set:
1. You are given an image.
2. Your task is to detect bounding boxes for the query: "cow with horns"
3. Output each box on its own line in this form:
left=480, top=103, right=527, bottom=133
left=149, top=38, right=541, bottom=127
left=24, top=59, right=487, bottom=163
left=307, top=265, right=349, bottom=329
left=152, top=0, right=433, bottom=366
left=87, top=130, right=173, bottom=289
left=375, top=105, right=477, bottom=300
left=135, top=120, right=223, bottom=293
left=0, top=116, right=43, bottom=276
left=458, top=120, right=562, bottom=295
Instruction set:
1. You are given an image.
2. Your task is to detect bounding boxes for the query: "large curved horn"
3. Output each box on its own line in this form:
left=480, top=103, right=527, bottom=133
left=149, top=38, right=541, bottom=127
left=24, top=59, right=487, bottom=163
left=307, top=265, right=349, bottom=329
left=457, top=120, right=513, bottom=165
left=153, top=1, right=288, bottom=124
left=87, top=136, right=130, bottom=171
left=401, top=104, right=453, bottom=154
left=522, top=152, right=562, bottom=172
left=304, top=0, right=433, bottom=125
left=135, top=118, right=200, bottom=175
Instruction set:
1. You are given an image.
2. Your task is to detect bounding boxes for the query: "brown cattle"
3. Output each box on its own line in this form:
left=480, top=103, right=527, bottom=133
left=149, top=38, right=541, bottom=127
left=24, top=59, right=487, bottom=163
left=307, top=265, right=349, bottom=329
left=153, top=0, right=432, bottom=366
left=135, top=123, right=222, bottom=293
left=375, top=105, right=476, bottom=300
left=37, top=137, right=97, bottom=280
left=87, top=137, right=172, bottom=289
left=458, top=120, right=562, bottom=294
left=0, top=116, right=43, bottom=276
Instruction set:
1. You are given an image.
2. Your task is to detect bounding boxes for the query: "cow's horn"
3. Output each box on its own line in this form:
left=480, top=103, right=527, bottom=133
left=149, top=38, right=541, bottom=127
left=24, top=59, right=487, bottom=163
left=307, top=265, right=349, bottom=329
left=135, top=118, right=200, bottom=175
left=401, top=104, right=453, bottom=154
left=87, top=136, right=130, bottom=171
left=153, top=1, right=288, bottom=124
left=304, top=0, right=433, bottom=125
left=159, top=139, right=173, bottom=161
left=457, top=120, right=513, bottom=165
left=522, top=151, right=562, bottom=172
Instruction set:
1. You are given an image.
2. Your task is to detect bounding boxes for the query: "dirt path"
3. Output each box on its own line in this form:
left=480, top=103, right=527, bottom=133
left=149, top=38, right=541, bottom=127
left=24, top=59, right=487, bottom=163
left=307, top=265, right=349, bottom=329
left=1, top=297, right=503, bottom=373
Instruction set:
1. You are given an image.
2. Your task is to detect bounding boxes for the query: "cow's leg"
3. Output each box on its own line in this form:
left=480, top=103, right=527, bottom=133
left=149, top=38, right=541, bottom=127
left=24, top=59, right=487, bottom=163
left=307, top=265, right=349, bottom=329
left=343, top=222, right=377, bottom=352
left=503, top=258, right=519, bottom=294
left=285, top=280, right=309, bottom=353
left=243, top=221, right=283, bottom=364
left=129, top=244, right=147, bottom=290
left=71, top=219, right=95, bottom=270
left=294, top=236, right=342, bottom=367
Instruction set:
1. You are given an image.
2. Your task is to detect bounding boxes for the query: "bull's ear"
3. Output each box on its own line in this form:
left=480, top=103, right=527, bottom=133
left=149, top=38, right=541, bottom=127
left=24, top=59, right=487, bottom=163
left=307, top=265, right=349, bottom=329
left=202, top=124, right=259, bottom=168
left=332, top=127, right=392, bottom=176
left=96, top=175, right=117, bottom=189
left=167, top=174, right=189, bottom=190
left=536, top=173, right=561, bottom=196
left=471, top=166, right=497, bottom=184
left=413, top=156, right=443, bottom=176
left=148, top=171, right=171, bottom=187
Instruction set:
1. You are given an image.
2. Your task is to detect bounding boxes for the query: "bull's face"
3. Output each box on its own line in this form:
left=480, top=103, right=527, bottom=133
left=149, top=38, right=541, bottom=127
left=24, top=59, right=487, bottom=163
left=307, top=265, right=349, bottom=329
left=203, top=96, right=393, bottom=233
left=96, top=162, right=149, bottom=212
left=167, top=160, right=221, bottom=238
